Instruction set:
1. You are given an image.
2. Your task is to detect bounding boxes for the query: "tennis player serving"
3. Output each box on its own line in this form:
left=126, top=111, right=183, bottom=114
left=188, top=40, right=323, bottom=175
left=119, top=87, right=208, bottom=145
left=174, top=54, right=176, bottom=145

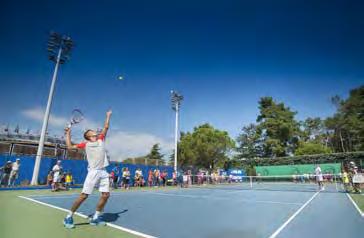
left=63, top=110, right=112, bottom=228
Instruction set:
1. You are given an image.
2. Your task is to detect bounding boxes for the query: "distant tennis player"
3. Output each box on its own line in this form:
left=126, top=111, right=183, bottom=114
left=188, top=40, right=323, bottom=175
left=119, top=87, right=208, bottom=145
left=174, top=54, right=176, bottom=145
left=63, top=110, right=112, bottom=228
left=315, top=165, right=324, bottom=191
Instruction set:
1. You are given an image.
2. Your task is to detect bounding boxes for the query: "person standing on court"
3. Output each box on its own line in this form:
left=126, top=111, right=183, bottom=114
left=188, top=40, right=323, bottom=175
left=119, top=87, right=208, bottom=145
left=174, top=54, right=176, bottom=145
left=111, top=164, right=119, bottom=189
left=1, top=161, right=12, bottom=187
left=52, top=160, right=62, bottom=191
left=315, top=165, right=324, bottom=191
left=122, top=167, right=131, bottom=189
left=8, top=158, right=21, bottom=187
left=63, top=110, right=112, bottom=228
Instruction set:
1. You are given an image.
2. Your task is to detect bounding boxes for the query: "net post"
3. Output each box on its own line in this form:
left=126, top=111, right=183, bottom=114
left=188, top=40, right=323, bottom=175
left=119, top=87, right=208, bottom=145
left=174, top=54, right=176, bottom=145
left=250, top=176, right=253, bottom=189
left=334, top=174, right=338, bottom=192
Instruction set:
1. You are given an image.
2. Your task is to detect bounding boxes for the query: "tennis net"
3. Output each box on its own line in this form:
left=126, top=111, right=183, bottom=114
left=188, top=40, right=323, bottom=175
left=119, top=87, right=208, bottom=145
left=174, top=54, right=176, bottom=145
left=181, top=173, right=345, bottom=192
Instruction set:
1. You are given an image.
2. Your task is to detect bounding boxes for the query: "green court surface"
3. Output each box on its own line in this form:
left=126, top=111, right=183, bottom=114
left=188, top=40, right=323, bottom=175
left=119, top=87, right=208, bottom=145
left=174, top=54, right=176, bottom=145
left=351, top=193, right=364, bottom=214
left=0, top=189, right=138, bottom=238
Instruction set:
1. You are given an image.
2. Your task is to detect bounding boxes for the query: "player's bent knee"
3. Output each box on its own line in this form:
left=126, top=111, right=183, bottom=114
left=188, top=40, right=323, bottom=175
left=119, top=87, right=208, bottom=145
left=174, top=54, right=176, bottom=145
left=102, top=192, right=110, bottom=199
left=80, top=193, right=89, bottom=200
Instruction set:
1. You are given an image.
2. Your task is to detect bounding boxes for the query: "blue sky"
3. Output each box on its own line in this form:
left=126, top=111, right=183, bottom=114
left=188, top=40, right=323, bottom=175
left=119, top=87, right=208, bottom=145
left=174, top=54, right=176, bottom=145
left=1, top=0, right=363, bottom=160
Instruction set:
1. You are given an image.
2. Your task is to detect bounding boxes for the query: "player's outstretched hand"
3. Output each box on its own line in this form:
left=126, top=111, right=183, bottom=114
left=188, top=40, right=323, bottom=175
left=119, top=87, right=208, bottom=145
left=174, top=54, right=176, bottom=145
left=107, top=110, right=112, bottom=117
left=64, top=126, right=71, bottom=134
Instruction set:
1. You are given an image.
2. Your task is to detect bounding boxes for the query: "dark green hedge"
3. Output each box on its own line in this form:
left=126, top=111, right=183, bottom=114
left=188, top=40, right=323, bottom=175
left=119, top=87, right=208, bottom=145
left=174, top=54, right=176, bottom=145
left=248, top=152, right=364, bottom=166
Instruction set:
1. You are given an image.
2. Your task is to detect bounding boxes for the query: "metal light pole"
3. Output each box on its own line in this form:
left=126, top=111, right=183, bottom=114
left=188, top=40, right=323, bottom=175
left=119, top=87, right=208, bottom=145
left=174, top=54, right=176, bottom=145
left=171, top=90, right=183, bottom=173
left=31, top=32, right=73, bottom=185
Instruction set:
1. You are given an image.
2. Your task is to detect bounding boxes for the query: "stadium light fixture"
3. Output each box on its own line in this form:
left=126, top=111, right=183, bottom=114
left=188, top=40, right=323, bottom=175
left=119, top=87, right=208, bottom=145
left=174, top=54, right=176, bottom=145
left=170, top=90, right=183, bottom=173
left=31, top=32, right=73, bottom=185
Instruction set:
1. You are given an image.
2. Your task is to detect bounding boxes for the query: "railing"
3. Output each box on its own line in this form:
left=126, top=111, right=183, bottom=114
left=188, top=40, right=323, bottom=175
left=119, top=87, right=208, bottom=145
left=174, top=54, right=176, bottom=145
left=0, top=141, right=84, bottom=160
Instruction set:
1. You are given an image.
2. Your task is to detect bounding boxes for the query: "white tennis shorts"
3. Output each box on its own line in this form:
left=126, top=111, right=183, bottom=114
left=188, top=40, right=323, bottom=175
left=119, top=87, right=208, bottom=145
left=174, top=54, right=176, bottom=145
left=53, top=172, right=60, bottom=183
left=82, top=169, right=110, bottom=194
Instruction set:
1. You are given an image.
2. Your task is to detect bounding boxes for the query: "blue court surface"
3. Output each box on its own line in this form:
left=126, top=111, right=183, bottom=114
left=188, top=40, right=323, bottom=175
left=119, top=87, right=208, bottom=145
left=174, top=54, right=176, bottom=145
left=23, top=187, right=364, bottom=238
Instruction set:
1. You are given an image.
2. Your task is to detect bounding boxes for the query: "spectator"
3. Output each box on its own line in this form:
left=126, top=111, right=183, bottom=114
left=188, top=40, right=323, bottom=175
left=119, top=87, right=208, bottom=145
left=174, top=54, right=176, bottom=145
left=187, top=170, right=192, bottom=186
left=122, top=167, right=130, bottom=190
left=172, top=171, right=177, bottom=186
left=197, top=171, right=203, bottom=185
left=8, top=159, right=21, bottom=187
left=182, top=172, right=188, bottom=188
left=161, top=170, right=167, bottom=186
left=0, top=164, right=3, bottom=183
left=351, top=165, right=361, bottom=194
left=47, top=171, right=53, bottom=186
left=1, top=161, right=12, bottom=187
left=111, top=164, right=119, bottom=189
left=58, top=172, right=67, bottom=191
left=110, top=170, right=115, bottom=188
left=154, top=168, right=160, bottom=187
left=148, top=169, right=153, bottom=187
left=342, top=169, right=350, bottom=192
left=65, top=172, right=73, bottom=190
left=52, top=160, right=62, bottom=192
left=228, top=174, right=233, bottom=183
left=134, top=168, right=143, bottom=187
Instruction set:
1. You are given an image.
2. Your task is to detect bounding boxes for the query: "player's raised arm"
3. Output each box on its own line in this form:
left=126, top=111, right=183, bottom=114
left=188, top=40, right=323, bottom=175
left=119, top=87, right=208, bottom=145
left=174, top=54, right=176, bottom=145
left=101, top=110, right=112, bottom=136
left=64, top=127, right=80, bottom=150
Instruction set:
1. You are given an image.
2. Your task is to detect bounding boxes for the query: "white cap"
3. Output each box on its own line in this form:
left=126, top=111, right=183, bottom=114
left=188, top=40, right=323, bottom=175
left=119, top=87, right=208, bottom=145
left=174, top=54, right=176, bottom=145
left=16, top=158, right=20, bottom=161
left=57, top=160, right=62, bottom=163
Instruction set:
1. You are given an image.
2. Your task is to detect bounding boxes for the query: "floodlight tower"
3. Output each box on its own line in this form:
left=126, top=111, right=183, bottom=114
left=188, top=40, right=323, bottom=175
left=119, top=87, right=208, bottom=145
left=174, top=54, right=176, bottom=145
left=31, top=32, right=73, bottom=185
left=171, top=90, right=183, bottom=173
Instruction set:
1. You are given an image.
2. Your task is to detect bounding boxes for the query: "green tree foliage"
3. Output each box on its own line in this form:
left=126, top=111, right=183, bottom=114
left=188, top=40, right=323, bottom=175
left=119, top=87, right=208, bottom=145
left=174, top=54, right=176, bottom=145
left=177, top=124, right=235, bottom=170
left=295, top=141, right=332, bottom=156
left=256, top=97, right=300, bottom=157
left=236, top=86, right=363, bottom=159
left=301, top=117, right=325, bottom=142
left=236, top=123, right=263, bottom=158
left=325, top=86, right=364, bottom=152
left=147, top=143, right=164, bottom=161
left=123, top=144, right=165, bottom=165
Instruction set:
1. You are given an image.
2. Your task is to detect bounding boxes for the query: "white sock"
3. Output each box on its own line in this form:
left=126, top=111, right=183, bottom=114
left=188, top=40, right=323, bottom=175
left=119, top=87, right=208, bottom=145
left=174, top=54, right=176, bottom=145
left=93, top=211, right=101, bottom=219
left=67, top=212, right=74, bottom=218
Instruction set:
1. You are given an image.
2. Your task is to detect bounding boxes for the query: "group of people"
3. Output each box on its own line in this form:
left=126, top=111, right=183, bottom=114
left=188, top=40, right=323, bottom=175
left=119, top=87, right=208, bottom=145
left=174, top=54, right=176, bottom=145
left=341, top=161, right=362, bottom=194
left=292, top=173, right=335, bottom=184
left=47, top=160, right=74, bottom=192
left=109, top=165, right=171, bottom=189
left=0, top=159, right=21, bottom=187
left=315, top=164, right=363, bottom=192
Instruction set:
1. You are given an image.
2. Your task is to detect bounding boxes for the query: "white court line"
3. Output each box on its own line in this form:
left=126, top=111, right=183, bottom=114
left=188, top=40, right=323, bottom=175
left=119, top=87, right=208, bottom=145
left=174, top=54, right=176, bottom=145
left=18, top=196, right=157, bottom=238
left=146, top=192, right=303, bottom=206
left=268, top=191, right=320, bottom=238
left=346, top=193, right=364, bottom=217
left=28, top=195, right=81, bottom=199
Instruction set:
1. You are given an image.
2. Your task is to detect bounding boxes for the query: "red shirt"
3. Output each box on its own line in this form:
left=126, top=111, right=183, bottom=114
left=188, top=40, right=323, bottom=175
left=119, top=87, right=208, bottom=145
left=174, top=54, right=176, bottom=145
left=76, top=133, right=105, bottom=149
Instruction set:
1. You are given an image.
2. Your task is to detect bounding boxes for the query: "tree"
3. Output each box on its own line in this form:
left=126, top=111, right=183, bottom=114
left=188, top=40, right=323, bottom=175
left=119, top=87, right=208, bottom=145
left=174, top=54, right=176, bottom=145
left=147, top=143, right=163, bottom=161
left=256, top=97, right=300, bottom=157
left=177, top=124, right=235, bottom=170
left=301, top=117, right=324, bottom=142
left=295, top=142, right=332, bottom=156
left=236, top=123, right=263, bottom=159
left=325, top=86, right=364, bottom=152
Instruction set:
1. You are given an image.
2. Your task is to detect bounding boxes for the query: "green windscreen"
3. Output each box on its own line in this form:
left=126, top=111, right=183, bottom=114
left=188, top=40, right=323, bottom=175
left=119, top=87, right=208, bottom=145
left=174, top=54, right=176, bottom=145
left=255, top=163, right=341, bottom=176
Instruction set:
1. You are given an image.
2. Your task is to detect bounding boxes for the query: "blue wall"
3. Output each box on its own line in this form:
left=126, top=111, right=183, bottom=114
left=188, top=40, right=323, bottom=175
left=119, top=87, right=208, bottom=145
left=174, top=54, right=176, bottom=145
left=0, top=155, right=173, bottom=185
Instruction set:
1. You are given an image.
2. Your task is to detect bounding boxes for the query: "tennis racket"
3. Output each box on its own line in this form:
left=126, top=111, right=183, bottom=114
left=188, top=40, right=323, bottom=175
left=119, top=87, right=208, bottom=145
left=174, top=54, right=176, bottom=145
left=67, top=109, right=84, bottom=128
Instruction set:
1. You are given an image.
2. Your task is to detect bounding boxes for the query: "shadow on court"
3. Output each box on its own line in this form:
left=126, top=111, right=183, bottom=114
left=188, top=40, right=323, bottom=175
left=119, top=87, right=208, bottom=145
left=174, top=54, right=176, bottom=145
left=102, top=209, right=129, bottom=222
left=82, top=209, right=129, bottom=224
left=74, top=222, right=90, bottom=226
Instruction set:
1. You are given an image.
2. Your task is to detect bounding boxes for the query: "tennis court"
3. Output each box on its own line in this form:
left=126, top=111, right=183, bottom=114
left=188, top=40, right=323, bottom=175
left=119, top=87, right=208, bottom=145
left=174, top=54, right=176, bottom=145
left=12, top=183, right=364, bottom=238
